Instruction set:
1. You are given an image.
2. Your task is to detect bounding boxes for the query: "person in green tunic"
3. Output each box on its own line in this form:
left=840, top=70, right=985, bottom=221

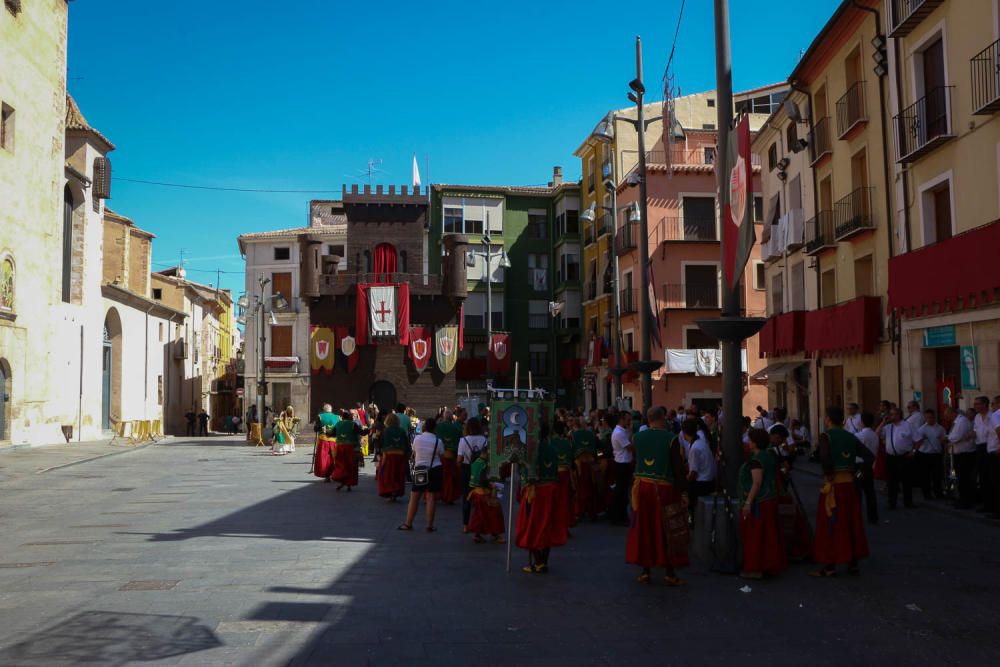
left=571, top=418, right=599, bottom=521
left=550, top=421, right=576, bottom=533
left=331, top=412, right=365, bottom=491
left=625, top=406, right=689, bottom=586
left=377, top=413, right=409, bottom=500
left=467, top=448, right=505, bottom=543
left=516, top=423, right=567, bottom=573
left=312, top=404, right=340, bottom=481
left=738, top=428, right=786, bottom=579
left=435, top=412, right=463, bottom=504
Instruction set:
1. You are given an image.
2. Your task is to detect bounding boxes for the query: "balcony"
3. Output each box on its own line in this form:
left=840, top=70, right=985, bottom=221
left=528, top=314, right=549, bottom=329
left=602, top=159, right=613, bottom=180
left=619, top=288, right=636, bottom=315
left=597, top=213, right=613, bottom=237
left=662, top=282, right=720, bottom=310
left=653, top=215, right=719, bottom=244
left=834, top=187, right=875, bottom=240
left=758, top=311, right=807, bottom=357
left=888, top=0, right=944, bottom=38
left=972, top=38, right=1000, bottom=115
left=555, top=316, right=581, bottom=335
left=584, top=224, right=595, bottom=245
left=617, top=222, right=637, bottom=254
left=810, top=117, right=833, bottom=165
left=894, top=86, right=955, bottom=163
left=642, top=148, right=757, bottom=169
left=761, top=230, right=781, bottom=263
left=804, top=211, right=836, bottom=255
left=264, top=356, right=300, bottom=374
left=804, top=296, right=882, bottom=355
left=836, top=81, right=867, bottom=138
left=586, top=281, right=597, bottom=301
left=318, top=272, right=442, bottom=296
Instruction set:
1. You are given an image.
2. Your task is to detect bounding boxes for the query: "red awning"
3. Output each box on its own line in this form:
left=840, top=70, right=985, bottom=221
left=804, top=296, right=882, bottom=355
left=775, top=311, right=807, bottom=356
left=889, top=219, right=1000, bottom=316
left=758, top=318, right=776, bottom=357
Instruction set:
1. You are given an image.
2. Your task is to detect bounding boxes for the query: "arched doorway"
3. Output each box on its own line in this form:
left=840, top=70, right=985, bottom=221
left=102, top=309, right=123, bottom=431
left=369, top=380, right=397, bottom=417
left=0, top=358, right=10, bottom=441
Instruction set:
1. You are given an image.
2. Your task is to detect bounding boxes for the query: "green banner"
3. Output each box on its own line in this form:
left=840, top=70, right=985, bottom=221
left=961, top=346, right=979, bottom=390
left=487, top=399, right=552, bottom=482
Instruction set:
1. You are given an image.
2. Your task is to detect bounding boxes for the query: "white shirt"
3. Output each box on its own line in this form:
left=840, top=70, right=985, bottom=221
left=412, top=432, right=443, bottom=468
left=611, top=425, right=632, bottom=463
left=753, top=415, right=774, bottom=430
left=884, top=421, right=915, bottom=456
left=679, top=435, right=693, bottom=459
left=988, top=410, right=1000, bottom=454
left=688, top=437, right=717, bottom=482
left=974, top=413, right=992, bottom=446
left=905, top=411, right=924, bottom=433
left=855, top=427, right=879, bottom=457
left=947, top=413, right=976, bottom=454
left=917, top=423, right=946, bottom=455
left=845, top=413, right=863, bottom=434
left=793, top=426, right=811, bottom=444
left=457, top=435, right=488, bottom=463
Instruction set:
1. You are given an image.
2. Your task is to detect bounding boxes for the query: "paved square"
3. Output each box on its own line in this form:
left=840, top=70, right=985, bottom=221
left=1, top=436, right=998, bottom=666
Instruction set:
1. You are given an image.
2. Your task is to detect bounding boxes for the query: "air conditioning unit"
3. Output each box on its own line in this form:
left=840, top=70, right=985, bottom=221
left=173, top=339, right=188, bottom=360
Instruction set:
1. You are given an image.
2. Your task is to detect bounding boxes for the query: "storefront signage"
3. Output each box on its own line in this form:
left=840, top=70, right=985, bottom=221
left=961, top=346, right=979, bottom=390
left=923, top=325, right=956, bottom=348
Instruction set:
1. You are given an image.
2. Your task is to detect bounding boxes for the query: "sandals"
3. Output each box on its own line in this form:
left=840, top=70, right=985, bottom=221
left=664, top=575, right=687, bottom=587
left=473, top=535, right=484, bottom=543
left=522, top=564, right=547, bottom=574
left=426, top=526, right=436, bottom=533
left=493, top=536, right=506, bottom=544
left=809, top=567, right=837, bottom=578
left=636, top=572, right=651, bottom=585
left=397, top=524, right=412, bottom=531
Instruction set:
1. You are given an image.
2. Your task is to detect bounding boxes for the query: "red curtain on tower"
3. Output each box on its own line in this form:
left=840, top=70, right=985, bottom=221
left=374, top=243, right=397, bottom=281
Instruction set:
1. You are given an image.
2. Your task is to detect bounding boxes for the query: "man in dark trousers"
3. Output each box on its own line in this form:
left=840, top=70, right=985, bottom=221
left=184, top=410, right=196, bottom=437
left=198, top=409, right=209, bottom=437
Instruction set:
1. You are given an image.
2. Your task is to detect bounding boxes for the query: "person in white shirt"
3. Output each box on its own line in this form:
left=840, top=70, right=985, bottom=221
left=916, top=409, right=946, bottom=501
left=400, top=417, right=445, bottom=532
left=882, top=407, right=916, bottom=509
left=985, top=396, right=1000, bottom=516
left=845, top=403, right=863, bottom=434
left=752, top=405, right=774, bottom=431
left=852, top=412, right=880, bottom=524
left=457, top=418, right=489, bottom=533
left=945, top=405, right=976, bottom=509
left=905, top=401, right=925, bottom=433
left=685, top=420, right=717, bottom=520
left=609, top=412, right=634, bottom=525
left=973, top=396, right=995, bottom=513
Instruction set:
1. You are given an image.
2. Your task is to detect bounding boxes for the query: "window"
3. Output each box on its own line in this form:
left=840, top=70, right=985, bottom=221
left=271, top=272, right=292, bottom=306
left=0, top=103, right=14, bottom=152
left=529, top=343, right=548, bottom=376
left=587, top=156, right=595, bottom=192
left=527, top=211, right=547, bottom=240
left=0, top=255, right=13, bottom=310
left=565, top=209, right=579, bottom=235
left=854, top=255, right=874, bottom=298
left=528, top=254, right=548, bottom=291
left=682, top=197, right=717, bottom=240
left=444, top=206, right=463, bottom=234
left=786, top=122, right=798, bottom=150
left=327, top=244, right=345, bottom=257
left=821, top=269, right=837, bottom=308
left=467, top=245, right=504, bottom=282
left=152, top=288, right=162, bottom=300
left=704, top=147, right=716, bottom=165
left=528, top=300, right=549, bottom=329
left=685, top=327, right=718, bottom=349
left=158, top=323, right=164, bottom=342
left=62, top=185, right=74, bottom=303
left=767, top=144, right=778, bottom=171
left=624, top=331, right=634, bottom=353
left=702, top=123, right=716, bottom=130
left=559, top=252, right=580, bottom=282
left=273, top=247, right=290, bottom=261
left=157, top=375, right=163, bottom=406
left=707, top=98, right=716, bottom=108
left=463, top=293, right=502, bottom=330
left=752, top=262, right=766, bottom=290
left=770, top=273, right=784, bottom=314
left=790, top=262, right=805, bottom=311
left=684, top=264, right=719, bottom=308
left=753, top=196, right=764, bottom=223
left=921, top=178, right=953, bottom=246
left=270, top=325, right=293, bottom=356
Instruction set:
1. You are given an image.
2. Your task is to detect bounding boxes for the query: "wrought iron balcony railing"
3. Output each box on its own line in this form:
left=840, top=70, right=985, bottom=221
left=836, top=81, right=868, bottom=138
left=894, top=86, right=955, bottom=163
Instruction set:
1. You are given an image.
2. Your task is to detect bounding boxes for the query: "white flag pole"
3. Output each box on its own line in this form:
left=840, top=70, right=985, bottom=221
left=513, top=362, right=519, bottom=400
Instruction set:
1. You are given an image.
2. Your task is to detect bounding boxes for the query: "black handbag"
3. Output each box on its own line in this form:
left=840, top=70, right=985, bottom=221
left=411, top=438, right=440, bottom=489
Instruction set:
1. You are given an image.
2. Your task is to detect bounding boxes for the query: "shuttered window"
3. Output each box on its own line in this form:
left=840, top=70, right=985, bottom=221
left=271, top=272, right=292, bottom=306
left=93, top=156, right=112, bottom=199
left=270, top=325, right=293, bottom=356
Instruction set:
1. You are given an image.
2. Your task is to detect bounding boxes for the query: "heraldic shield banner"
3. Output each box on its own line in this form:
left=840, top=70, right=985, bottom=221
left=408, top=325, right=431, bottom=373
left=487, top=399, right=553, bottom=482
left=310, top=326, right=335, bottom=375
left=435, top=325, right=458, bottom=374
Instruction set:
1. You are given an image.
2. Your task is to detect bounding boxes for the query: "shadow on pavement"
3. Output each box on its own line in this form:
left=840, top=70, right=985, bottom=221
left=0, top=611, right=221, bottom=666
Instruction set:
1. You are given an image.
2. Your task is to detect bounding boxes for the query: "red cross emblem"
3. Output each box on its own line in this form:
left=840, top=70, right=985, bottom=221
left=375, top=300, right=391, bottom=323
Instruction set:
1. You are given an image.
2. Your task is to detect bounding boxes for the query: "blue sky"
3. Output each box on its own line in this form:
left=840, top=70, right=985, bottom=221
left=67, top=0, right=839, bottom=298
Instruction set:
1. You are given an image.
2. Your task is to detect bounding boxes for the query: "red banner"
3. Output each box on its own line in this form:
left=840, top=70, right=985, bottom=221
left=490, top=333, right=511, bottom=378
left=408, top=325, right=432, bottom=373
left=722, top=114, right=755, bottom=290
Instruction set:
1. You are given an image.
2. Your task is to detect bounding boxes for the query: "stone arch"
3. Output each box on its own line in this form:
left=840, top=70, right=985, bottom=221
left=62, top=181, right=87, bottom=304
left=0, top=251, right=14, bottom=311
left=0, top=357, right=11, bottom=442
left=102, top=307, right=123, bottom=430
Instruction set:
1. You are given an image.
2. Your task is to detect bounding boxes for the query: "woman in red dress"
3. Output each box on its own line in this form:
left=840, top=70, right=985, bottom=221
left=739, top=428, right=787, bottom=578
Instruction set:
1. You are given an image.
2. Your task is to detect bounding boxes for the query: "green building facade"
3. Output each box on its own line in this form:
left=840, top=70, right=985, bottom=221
left=429, top=178, right=582, bottom=407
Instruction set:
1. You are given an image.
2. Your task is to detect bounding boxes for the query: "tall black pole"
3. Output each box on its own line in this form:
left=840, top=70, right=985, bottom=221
left=714, top=0, right=742, bottom=497
left=634, top=36, right=654, bottom=413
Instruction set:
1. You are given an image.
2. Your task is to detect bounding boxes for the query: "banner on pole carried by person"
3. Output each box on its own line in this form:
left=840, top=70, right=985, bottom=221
left=487, top=398, right=552, bottom=482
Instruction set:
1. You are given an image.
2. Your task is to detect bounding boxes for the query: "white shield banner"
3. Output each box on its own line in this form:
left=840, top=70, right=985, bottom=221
left=369, top=286, right=396, bottom=336
left=341, top=335, right=356, bottom=357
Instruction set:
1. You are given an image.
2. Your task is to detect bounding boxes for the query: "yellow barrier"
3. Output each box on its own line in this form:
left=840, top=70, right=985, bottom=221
left=249, top=423, right=265, bottom=447
left=109, top=419, right=161, bottom=446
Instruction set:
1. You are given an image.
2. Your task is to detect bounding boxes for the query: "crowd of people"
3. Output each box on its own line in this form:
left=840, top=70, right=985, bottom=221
left=285, top=393, right=1000, bottom=583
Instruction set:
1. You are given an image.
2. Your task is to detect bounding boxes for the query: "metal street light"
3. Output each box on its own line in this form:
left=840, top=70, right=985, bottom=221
left=465, top=222, right=510, bottom=381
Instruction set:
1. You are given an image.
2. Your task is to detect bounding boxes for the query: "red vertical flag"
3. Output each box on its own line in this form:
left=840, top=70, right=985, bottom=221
left=721, top=114, right=755, bottom=290
left=490, top=333, right=511, bottom=378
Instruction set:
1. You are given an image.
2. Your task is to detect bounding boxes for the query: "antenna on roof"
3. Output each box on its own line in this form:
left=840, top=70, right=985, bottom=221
left=343, top=159, right=386, bottom=187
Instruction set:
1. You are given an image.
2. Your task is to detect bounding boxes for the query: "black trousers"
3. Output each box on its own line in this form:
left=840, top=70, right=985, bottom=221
left=975, top=444, right=989, bottom=505
left=186, top=423, right=195, bottom=436
left=916, top=452, right=943, bottom=499
left=987, top=452, right=1000, bottom=514
left=859, top=469, right=879, bottom=523
left=885, top=455, right=914, bottom=508
left=688, top=480, right=715, bottom=520
left=460, top=463, right=473, bottom=526
left=954, top=451, right=977, bottom=507
left=611, top=462, right=633, bottom=523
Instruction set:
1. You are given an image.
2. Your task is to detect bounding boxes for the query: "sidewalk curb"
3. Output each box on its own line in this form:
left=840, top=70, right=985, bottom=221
left=34, top=442, right=157, bottom=474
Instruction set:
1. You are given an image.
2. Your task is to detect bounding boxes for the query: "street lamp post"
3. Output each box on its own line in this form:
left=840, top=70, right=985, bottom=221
left=465, top=225, right=511, bottom=381
left=238, top=274, right=288, bottom=427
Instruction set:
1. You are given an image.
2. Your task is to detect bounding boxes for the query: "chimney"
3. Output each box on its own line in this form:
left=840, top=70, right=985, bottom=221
left=551, top=166, right=563, bottom=186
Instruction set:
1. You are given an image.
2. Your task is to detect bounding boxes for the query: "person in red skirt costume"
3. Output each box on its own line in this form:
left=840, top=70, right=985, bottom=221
left=768, top=425, right=814, bottom=561
left=517, top=425, right=568, bottom=574
left=467, top=448, right=505, bottom=543
left=739, top=428, right=787, bottom=579
left=571, top=417, right=599, bottom=521
left=331, top=410, right=366, bottom=492
left=312, top=404, right=339, bottom=482
left=376, top=413, right=409, bottom=501
left=550, top=420, right=576, bottom=534
left=812, top=406, right=875, bottom=577
left=625, top=407, right=689, bottom=586
left=436, top=410, right=463, bottom=504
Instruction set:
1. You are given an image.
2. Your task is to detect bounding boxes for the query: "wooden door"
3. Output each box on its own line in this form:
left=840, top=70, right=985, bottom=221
left=923, top=39, right=947, bottom=139
left=823, top=365, right=844, bottom=410
left=857, top=376, right=881, bottom=416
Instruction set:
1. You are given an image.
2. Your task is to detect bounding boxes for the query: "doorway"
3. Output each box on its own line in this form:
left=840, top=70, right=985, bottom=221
left=857, top=376, right=882, bottom=416
left=101, top=337, right=112, bottom=431
left=934, top=346, right=960, bottom=415
left=369, top=380, right=397, bottom=416
left=823, top=365, right=844, bottom=410
left=0, top=359, right=9, bottom=440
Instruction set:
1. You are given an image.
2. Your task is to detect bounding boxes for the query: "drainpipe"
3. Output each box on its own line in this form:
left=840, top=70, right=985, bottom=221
left=789, top=78, right=821, bottom=436
left=853, top=0, right=905, bottom=405
left=78, top=325, right=84, bottom=442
